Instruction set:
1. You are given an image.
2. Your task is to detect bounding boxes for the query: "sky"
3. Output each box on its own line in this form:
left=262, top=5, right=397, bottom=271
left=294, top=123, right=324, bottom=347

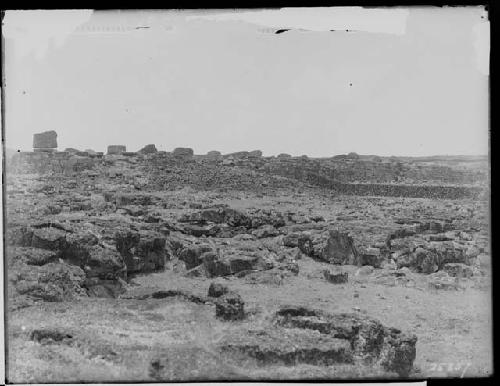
left=2, top=7, right=490, bottom=157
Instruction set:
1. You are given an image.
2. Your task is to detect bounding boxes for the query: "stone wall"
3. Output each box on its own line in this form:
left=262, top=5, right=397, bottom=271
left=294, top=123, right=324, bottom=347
left=332, top=182, right=483, bottom=200
left=258, top=157, right=484, bottom=187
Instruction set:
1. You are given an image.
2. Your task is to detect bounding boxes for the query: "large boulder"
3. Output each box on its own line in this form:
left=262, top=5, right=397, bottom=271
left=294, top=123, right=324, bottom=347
left=177, top=244, right=214, bottom=270
left=33, top=130, right=57, bottom=149
left=320, top=230, right=359, bottom=265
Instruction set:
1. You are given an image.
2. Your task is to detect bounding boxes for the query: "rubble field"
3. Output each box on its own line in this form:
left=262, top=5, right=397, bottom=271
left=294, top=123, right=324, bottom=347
left=4, top=149, right=491, bottom=382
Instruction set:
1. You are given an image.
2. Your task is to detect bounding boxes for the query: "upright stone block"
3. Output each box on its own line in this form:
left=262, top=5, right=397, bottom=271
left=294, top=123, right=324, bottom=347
left=33, top=130, right=57, bottom=150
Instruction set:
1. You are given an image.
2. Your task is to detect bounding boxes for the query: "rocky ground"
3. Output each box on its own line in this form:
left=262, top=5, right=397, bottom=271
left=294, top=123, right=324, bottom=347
left=4, top=155, right=492, bottom=382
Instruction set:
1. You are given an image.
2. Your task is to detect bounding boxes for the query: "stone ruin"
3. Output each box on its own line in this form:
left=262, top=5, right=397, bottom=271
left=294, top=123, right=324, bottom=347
left=33, top=130, right=57, bottom=152
left=139, top=144, right=158, bottom=154
left=206, top=150, right=222, bottom=159
left=107, top=145, right=127, bottom=155
left=173, top=147, right=194, bottom=158
left=9, top=131, right=486, bottom=200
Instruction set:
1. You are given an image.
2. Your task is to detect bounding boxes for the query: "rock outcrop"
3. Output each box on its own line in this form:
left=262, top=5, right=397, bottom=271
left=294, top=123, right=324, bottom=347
left=115, top=230, right=168, bottom=274
left=272, top=306, right=417, bottom=376
left=8, top=222, right=128, bottom=298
